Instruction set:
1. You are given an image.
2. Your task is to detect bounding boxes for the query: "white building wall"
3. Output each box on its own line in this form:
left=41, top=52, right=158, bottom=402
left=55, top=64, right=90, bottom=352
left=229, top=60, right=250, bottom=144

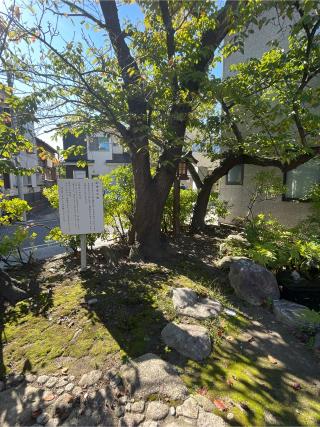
left=219, top=8, right=311, bottom=227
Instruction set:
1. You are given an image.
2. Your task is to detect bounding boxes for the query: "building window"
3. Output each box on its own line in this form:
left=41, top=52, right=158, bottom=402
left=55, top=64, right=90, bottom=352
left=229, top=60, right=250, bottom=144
left=226, top=164, right=244, bottom=185
left=284, top=158, right=320, bottom=200
left=23, top=175, right=32, bottom=186
left=89, top=136, right=110, bottom=151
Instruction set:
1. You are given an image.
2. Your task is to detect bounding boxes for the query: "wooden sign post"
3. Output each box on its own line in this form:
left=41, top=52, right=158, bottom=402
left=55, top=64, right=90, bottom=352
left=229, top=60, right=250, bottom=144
left=58, top=179, right=104, bottom=270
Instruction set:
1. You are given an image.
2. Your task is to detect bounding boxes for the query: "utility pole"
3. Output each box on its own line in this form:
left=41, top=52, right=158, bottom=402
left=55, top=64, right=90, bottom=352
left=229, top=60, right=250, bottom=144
left=7, top=71, right=27, bottom=222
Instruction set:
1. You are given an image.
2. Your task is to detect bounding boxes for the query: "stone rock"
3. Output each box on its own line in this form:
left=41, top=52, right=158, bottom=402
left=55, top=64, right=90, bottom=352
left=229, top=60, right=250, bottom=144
left=273, top=299, right=320, bottom=332
left=214, top=255, right=249, bottom=270
left=172, top=288, right=221, bottom=319
left=161, top=323, right=211, bottom=361
left=125, top=402, right=132, bottom=412
left=56, top=377, right=69, bottom=388
left=72, top=386, right=82, bottom=397
left=78, top=370, right=102, bottom=387
left=131, top=400, right=145, bottom=413
left=37, top=375, right=49, bottom=385
left=25, top=373, right=36, bottom=383
left=229, top=259, right=280, bottom=305
left=56, top=388, right=64, bottom=396
left=46, top=377, right=57, bottom=388
left=165, top=420, right=196, bottom=427
left=170, top=407, right=176, bottom=416
left=119, top=413, right=145, bottom=427
left=87, top=298, right=98, bottom=305
left=197, top=408, right=227, bottom=427
left=120, top=353, right=188, bottom=400
left=146, top=402, right=169, bottom=421
left=141, top=422, right=159, bottom=427
left=193, top=395, right=215, bottom=413
left=65, top=383, right=75, bottom=392
left=53, top=393, right=74, bottom=421
left=176, top=397, right=199, bottom=419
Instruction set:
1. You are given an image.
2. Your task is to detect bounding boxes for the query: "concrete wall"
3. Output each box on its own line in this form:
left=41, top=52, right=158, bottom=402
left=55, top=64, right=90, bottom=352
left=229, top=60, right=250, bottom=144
left=219, top=164, right=311, bottom=227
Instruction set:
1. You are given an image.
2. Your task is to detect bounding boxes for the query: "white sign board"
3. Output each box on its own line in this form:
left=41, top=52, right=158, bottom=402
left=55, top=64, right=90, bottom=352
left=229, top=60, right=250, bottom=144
left=58, top=179, right=104, bottom=235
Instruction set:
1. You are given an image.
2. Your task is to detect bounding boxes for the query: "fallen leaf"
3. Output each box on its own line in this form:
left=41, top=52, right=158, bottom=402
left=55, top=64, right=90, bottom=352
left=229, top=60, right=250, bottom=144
left=197, top=387, right=208, bottom=396
left=267, top=355, right=278, bottom=364
left=213, top=399, right=228, bottom=411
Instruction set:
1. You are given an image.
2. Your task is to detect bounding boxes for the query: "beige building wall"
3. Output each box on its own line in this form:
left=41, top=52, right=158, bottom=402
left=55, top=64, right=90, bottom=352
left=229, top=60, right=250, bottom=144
left=219, top=165, right=311, bottom=227
left=219, top=8, right=313, bottom=227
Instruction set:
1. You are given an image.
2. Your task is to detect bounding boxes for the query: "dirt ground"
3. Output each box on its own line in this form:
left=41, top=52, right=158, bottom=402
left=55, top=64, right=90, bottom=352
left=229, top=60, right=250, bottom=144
left=1, top=227, right=320, bottom=426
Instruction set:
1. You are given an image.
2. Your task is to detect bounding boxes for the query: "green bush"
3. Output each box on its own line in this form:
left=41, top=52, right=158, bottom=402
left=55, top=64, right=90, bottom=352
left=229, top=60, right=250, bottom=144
left=100, top=165, right=135, bottom=240
left=226, top=213, right=320, bottom=275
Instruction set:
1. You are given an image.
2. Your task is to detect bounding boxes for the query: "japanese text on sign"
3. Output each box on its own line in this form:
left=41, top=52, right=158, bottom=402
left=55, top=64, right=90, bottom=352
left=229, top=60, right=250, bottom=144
left=58, top=179, right=104, bottom=235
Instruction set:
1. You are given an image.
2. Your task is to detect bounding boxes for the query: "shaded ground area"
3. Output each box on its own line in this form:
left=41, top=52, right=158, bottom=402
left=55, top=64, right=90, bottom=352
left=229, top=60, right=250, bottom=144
left=1, top=227, right=320, bottom=426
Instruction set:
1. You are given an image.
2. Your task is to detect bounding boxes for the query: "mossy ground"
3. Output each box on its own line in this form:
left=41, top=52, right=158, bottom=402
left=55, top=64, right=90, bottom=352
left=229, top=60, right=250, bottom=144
left=1, top=234, right=320, bottom=426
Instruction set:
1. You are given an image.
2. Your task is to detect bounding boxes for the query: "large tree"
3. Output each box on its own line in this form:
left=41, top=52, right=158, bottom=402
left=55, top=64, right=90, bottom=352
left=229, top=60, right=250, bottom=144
left=1, top=0, right=318, bottom=258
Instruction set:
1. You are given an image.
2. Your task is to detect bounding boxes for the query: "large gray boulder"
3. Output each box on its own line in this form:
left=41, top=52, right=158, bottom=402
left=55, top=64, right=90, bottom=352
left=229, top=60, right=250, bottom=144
left=161, top=323, right=211, bottom=361
left=119, top=353, right=188, bottom=400
left=273, top=299, right=320, bottom=332
left=172, top=288, right=222, bottom=319
left=228, top=259, right=280, bottom=305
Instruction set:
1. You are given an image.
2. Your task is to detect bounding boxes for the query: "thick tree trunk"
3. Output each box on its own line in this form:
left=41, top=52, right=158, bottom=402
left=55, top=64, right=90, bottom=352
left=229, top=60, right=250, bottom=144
left=191, top=178, right=214, bottom=231
left=130, top=186, right=168, bottom=260
left=0, top=269, right=29, bottom=304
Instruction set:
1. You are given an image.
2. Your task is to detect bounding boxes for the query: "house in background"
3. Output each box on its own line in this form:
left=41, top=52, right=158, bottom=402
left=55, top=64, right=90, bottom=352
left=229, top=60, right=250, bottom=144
left=62, top=132, right=131, bottom=179
left=35, top=137, right=58, bottom=188
left=218, top=8, right=320, bottom=227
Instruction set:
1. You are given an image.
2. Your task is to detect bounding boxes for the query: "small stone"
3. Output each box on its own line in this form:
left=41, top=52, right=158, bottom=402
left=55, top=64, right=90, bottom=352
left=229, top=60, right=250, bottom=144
left=87, top=298, right=98, bottom=305
left=193, top=394, right=215, bottom=413
left=131, top=400, right=145, bottom=413
left=119, top=413, right=145, bottom=427
left=119, top=395, right=128, bottom=405
left=26, top=373, right=36, bottom=383
left=176, top=397, right=199, bottom=419
left=72, top=386, right=82, bottom=397
left=197, top=408, right=227, bottom=427
left=169, top=406, right=175, bottom=416
left=131, top=398, right=135, bottom=403
left=43, top=391, right=56, bottom=402
left=37, top=375, right=49, bottom=385
left=0, top=380, right=5, bottom=392
left=56, top=388, right=64, bottom=396
left=125, top=402, right=132, bottom=412
left=37, top=412, right=49, bottom=425
left=69, top=375, right=75, bottom=382
left=46, top=377, right=57, bottom=388
left=56, top=377, right=69, bottom=388
left=78, top=370, right=102, bottom=387
left=65, top=383, right=74, bottom=392
left=146, top=402, right=169, bottom=421
left=53, top=393, right=74, bottom=421
left=141, top=422, right=158, bottom=427
left=227, top=412, right=234, bottom=421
